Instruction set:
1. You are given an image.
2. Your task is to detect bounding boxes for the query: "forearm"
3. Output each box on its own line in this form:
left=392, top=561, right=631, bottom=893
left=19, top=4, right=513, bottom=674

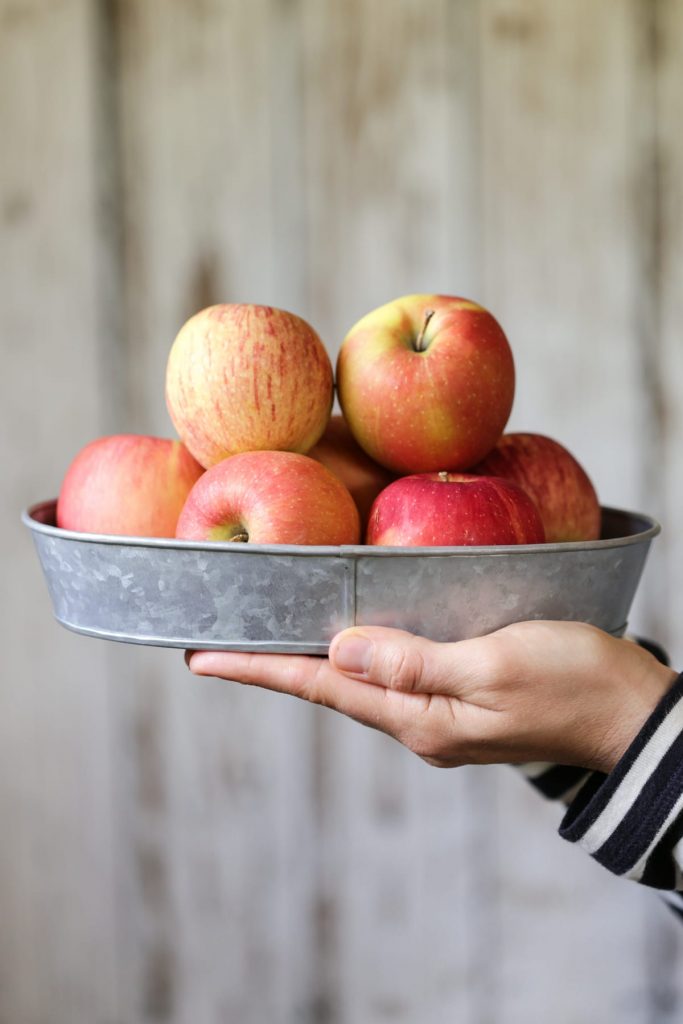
left=190, top=622, right=683, bottom=894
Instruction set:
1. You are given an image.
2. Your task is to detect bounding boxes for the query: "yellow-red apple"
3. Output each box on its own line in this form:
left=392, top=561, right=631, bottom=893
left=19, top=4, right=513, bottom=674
left=472, top=433, right=600, bottom=542
left=336, top=295, right=515, bottom=474
left=175, top=450, right=361, bottom=545
left=56, top=434, right=204, bottom=538
left=366, top=472, right=545, bottom=547
left=166, top=304, right=334, bottom=468
left=307, top=414, right=395, bottom=532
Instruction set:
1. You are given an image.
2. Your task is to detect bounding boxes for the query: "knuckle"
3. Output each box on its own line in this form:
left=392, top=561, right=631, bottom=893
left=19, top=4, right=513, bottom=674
left=408, top=732, right=460, bottom=768
left=305, top=660, right=333, bottom=708
left=281, top=659, right=307, bottom=694
left=381, top=643, right=426, bottom=692
left=472, top=636, right=512, bottom=688
left=400, top=704, right=450, bottom=764
left=282, top=657, right=327, bottom=705
left=399, top=724, right=432, bottom=759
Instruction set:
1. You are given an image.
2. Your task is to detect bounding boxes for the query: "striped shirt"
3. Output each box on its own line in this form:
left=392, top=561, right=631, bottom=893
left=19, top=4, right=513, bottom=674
left=522, top=663, right=683, bottom=920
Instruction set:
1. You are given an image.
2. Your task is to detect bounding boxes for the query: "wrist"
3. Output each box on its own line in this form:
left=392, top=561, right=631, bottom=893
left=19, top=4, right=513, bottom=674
left=592, top=657, right=678, bottom=773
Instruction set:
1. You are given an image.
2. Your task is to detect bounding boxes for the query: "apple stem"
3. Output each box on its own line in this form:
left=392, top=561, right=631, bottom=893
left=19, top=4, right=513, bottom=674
left=414, top=309, right=435, bottom=352
left=231, top=530, right=249, bottom=543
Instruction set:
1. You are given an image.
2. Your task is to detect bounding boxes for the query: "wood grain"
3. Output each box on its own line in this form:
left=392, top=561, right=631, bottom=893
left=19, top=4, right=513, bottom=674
left=301, top=3, right=496, bottom=1021
left=479, top=2, right=666, bottom=1019
left=641, top=2, right=683, bottom=1018
left=108, top=2, right=318, bottom=1020
left=0, top=1, right=120, bottom=1021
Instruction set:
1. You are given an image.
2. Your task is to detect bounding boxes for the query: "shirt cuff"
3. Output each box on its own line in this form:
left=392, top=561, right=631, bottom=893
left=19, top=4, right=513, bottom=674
left=560, top=671, right=683, bottom=889
left=516, top=762, right=593, bottom=802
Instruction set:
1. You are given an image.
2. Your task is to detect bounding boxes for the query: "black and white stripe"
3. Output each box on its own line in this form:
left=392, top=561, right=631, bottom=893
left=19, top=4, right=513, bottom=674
left=518, top=671, right=683, bottom=899
left=558, top=672, right=683, bottom=889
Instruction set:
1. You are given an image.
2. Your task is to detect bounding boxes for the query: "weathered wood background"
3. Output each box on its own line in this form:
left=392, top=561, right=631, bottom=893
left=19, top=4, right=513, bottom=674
left=2, top=1, right=683, bottom=1021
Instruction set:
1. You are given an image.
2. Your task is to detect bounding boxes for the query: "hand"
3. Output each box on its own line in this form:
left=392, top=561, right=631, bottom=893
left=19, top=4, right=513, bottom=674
left=186, top=621, right=677, bottom=773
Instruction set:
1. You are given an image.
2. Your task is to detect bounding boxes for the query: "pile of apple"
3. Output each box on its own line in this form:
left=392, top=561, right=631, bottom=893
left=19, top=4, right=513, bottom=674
left=56, top=295, right=601, bottom=548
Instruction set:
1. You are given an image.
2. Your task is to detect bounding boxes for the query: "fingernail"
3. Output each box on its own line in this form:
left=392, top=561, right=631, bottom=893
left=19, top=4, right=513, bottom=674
left=333, top=635, right=373, bottom=675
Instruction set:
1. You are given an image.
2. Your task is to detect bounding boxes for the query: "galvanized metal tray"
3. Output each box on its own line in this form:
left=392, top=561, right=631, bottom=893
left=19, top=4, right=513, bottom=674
left=23, top=500, right=659, bottom=654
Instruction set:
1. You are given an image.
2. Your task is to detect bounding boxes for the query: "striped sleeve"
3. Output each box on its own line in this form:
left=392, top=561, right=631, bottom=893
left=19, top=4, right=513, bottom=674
left=517, top=761, right=593, bottom=804
left=559, top=671, right=683, bottom=891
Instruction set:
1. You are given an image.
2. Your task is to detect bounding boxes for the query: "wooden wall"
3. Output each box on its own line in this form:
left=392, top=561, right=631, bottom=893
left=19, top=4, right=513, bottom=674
left=2, top=1, right=683, bottom=1021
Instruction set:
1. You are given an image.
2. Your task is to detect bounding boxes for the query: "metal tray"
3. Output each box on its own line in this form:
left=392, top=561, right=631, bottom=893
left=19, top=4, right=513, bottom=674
left=23, top=500, right=659, bottom=654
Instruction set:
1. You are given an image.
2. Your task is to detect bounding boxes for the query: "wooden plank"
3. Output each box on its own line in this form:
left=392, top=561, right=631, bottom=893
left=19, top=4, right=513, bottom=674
left=108, top=2, right=320, bottom=1020
left=479, top=0, right=670, bottom=1018
left=480, top=0, right=648, bottom=511
left=642, top=0, right=683, bottom=671
left=301, top=0, right=483, bottom=353
left=0, top=1, right=120, bottom=1021
left=301, top=2, right=488, bottom=1020
left=641, top=0, right=683, bottom=1017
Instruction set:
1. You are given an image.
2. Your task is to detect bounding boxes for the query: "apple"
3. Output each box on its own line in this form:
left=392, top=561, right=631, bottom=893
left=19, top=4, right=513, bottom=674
left=336, top=294, right=515, bottom=474
left=366, top=472, right=545, bottom=547
left=175, top=450, right=361, bottom=545
left=307, top=414, right=395, bottom=532
left=472, top=433, right=601, bottom=542
left=56, top=434, right=204, bottom=538
left=166, top=303, right=334, bottom=468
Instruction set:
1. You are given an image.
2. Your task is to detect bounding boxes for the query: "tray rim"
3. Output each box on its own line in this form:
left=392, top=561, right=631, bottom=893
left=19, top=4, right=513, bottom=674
left=23, top=499, right=661, bottom=557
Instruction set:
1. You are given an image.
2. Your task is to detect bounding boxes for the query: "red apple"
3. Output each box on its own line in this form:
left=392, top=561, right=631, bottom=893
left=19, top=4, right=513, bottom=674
left=175, top=450, right=361, bottom=545
left=56, top=434, right=204, bottom=538
left=336, top=294, right=515, bottom=474
left=307, top=414, right=395, bottom=532
left=166, top=303, right=334, bottom=468
left=472, top=433, right=601, bottom=542
left=366, top=472, right=545, bottom=547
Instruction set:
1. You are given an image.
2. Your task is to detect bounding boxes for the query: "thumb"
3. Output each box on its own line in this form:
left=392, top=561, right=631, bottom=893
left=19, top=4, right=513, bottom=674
left=329, top=626, right=466, bottom=695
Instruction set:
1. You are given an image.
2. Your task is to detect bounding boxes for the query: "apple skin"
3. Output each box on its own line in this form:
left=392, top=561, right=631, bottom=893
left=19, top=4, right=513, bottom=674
left=336, top=294, right=515, bottom=474
left=472, top=433, right=601, bottom=542
left=366, top=472, right=545, bottom=547
left=307, top=415, right=395, bottom=532
left=166, top=303, right=334, bottom=468
left=175, top=450, right=361, bottom=545
left=56, top=434, right=205, bottom=538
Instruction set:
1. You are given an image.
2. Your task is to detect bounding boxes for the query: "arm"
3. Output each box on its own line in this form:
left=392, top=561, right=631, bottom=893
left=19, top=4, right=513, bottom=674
left=186, top=621, right=682, bottom=892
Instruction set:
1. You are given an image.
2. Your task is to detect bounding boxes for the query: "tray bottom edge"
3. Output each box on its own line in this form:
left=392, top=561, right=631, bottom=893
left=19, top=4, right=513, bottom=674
left=54, top=616, right=331, bottom=655
left=53, top=615, right=629, bottom=653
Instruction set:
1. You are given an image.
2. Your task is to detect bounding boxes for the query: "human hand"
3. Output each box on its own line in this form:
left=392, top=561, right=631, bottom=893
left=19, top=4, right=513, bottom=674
left=186, top=621, right=677, bottom=773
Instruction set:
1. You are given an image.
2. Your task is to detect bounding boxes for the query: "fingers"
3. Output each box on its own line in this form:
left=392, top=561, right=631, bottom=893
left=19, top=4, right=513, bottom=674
left=186, top=649, right=401, bottom=733
left=186, top=650, right=328, bottom=701
left=328, top=626, right=492, bottom=697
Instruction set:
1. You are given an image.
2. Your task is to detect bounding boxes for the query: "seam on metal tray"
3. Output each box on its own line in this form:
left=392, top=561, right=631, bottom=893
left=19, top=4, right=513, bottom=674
left=352, top=554, right=358, bottom=627
left=338, top=554, right=356, bottom=630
